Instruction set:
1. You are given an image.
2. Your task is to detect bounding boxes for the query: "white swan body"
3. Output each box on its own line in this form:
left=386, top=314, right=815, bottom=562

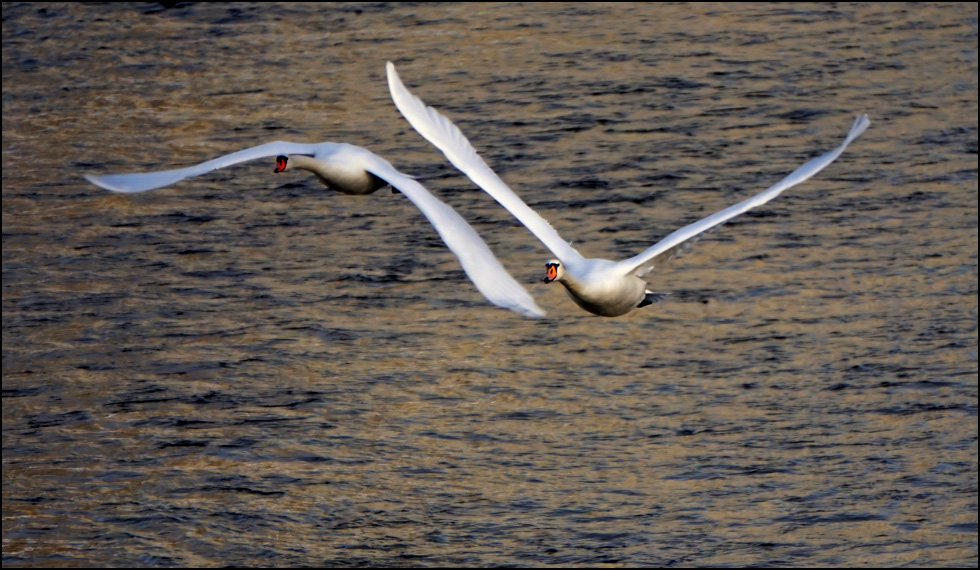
left=86, top=140, right=545, bottom=318
left=386, top=61, right=870, bottom=317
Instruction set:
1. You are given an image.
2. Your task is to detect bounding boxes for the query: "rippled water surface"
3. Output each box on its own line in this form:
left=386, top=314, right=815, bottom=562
left=3, top=2, right=977, bottom=567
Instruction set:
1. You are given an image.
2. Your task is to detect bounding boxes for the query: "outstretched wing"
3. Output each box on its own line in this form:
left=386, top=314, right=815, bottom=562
left=618, top=114, right=871, bottom=277
left=356, top=149, right=546, bottom=318
left=85, top=141, right=320, bottom=193
left=386, top=62, right=584, bottom=267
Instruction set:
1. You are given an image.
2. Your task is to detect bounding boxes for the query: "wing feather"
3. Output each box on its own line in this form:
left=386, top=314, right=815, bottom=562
left=85, top=141, right=319, bottom=193
left=386, top=62, right=584, bottom=266
left=360, top=152, right=546, bottom=318
left=619, top=114, right=870, bottom=277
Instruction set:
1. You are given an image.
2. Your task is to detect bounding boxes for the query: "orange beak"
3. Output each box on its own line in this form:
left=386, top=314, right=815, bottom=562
left=543, top=263, right=559, bottom=283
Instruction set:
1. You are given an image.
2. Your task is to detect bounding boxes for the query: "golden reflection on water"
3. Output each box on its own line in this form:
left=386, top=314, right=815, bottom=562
left=3, top=2, right=977, bottom=567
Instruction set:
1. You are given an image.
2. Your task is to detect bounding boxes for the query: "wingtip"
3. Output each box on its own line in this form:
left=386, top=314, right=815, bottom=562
left=84, top=173, right=113, bottom=192
left=520, top=309, right=547, bottom=319
left=524, top=306, right=547, bottom=319
left=496, top=293, right=546, bottom=318
left=385, top=61, right=399, bottom=85
left=84, top=173, right=133, bottom=193
left=846, top=113, right=871, bottom=145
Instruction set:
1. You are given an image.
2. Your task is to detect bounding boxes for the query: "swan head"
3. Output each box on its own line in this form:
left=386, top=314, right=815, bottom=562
left=543, top=260, right=564, bottom=284
left=274, top=155, right=292, bottom=173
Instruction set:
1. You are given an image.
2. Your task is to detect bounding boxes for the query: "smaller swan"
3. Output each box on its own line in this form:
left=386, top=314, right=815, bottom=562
left=85, top=141, right=545, bottom=318
left=386, top=61, right=870, bottom=317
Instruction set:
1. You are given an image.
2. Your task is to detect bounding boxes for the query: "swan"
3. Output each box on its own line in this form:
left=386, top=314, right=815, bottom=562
left=386, top=61, right=870, bottom=317
left=85, top=141, right=545, bottom=318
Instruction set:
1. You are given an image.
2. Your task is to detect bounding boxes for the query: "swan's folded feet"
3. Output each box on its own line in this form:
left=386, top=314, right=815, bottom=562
left=638, top=291, right=670, bottom=308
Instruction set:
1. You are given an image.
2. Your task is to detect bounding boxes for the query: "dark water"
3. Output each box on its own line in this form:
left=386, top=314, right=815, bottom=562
left=3, top=2, right=977, bottom=567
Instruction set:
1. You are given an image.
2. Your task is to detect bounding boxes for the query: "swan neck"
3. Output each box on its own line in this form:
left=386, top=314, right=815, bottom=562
left=288, top=155, right=322, bottom=174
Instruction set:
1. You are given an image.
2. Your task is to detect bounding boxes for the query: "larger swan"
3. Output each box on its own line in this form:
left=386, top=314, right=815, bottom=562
left=85, top=141, right=545, bottom=318
left=386, top=61, right=870, bottom=317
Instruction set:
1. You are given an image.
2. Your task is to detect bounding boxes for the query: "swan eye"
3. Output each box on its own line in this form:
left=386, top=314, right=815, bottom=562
left=275, top=156, right=288, bottom=172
